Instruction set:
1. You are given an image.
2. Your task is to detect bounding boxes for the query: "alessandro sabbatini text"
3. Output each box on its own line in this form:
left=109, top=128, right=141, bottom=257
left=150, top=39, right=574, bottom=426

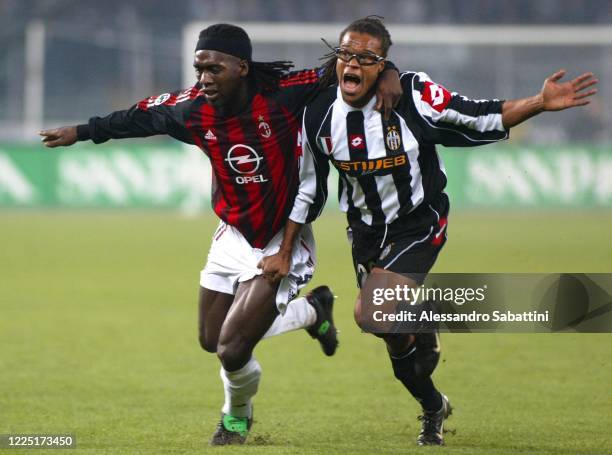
left=359, top=273, right=612, bottom=333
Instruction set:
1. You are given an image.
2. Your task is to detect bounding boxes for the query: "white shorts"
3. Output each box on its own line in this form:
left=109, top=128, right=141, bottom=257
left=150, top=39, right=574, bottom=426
left=200, top=221, right=316, bottom=314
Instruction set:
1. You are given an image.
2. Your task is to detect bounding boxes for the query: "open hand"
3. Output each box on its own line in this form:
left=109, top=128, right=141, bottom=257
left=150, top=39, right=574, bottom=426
left=541, top=70, right=598, bottom=112
left=39, top=126, right=78, bottom=147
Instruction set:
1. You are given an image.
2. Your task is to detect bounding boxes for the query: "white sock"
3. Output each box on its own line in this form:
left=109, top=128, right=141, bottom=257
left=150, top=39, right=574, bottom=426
left=220, top=357, right=261, bottom=418
left=262, top=297, right=317, bottom=339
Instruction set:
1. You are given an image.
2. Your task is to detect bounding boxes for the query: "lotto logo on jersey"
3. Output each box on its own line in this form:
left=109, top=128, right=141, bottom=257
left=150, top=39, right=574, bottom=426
left=349, top=134, right=366, bottom=149
left=421, top=81, right=451, bottom=112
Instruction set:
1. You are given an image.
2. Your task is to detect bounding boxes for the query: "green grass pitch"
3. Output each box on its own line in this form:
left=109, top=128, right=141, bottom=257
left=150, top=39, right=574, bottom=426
left=1, top=211, right=611, bottom=454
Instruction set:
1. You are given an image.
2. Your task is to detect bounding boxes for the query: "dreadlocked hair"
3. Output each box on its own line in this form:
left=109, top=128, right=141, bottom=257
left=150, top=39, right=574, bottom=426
left=318, top=15, right=392, bottom=88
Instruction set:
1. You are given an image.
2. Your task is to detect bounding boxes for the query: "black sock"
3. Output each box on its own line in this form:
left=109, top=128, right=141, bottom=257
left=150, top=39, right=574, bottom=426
left=389, top=345, right=443, bottom=412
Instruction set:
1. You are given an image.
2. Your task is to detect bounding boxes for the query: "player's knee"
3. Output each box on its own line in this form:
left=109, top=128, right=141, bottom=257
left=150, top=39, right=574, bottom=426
left=354, top=308, right=366, bottom=331
left=384, top=333, right=414, bottom=351
left=390, top=352, right=415, bottom=381
left=414, top=349, right=440, bottom=377
left=391, top=350, right=440, bottom=381
left=353, top=299, right=371, bottom=332
left=216, top=338, right=251, bottom=371
left=198, top=332, right=218, bottom=353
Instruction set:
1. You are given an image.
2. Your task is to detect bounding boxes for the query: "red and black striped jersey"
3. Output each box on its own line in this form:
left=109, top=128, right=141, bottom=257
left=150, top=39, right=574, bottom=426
left=77, top=69, right=324, bottom=248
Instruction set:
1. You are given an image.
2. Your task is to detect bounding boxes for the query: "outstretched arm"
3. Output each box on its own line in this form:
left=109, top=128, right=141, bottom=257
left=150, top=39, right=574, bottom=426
left=502, top=70, right=598, bottom=129
left=38, top=88, right=198, bottom=147
left=38, top=107, right=171, bottom=148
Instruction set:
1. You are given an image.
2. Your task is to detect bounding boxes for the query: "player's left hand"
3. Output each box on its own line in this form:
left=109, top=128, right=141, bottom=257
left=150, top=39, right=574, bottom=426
left=376, top=68, right=403, bottom=121
left=541, top=69, right=598, bottom=111
left=257, top=252, right=291, bottom=284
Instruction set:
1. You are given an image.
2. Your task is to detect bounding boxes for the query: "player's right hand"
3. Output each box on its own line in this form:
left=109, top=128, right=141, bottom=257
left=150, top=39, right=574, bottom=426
left=375, top=68, right=403, bottom=121
left=39, top=126, right=78, bottom=147
left=257, top=252, right=291, bottom=284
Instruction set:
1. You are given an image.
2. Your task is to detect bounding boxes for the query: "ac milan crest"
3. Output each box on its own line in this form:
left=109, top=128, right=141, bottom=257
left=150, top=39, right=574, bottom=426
left=257, top=115, right=272, bottom=138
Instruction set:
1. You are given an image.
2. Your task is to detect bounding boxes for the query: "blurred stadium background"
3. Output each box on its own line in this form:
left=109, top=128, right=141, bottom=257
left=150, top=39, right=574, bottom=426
left=1, top=1, right=611, bottom=453
left=1, top=0, right=611, bottom=210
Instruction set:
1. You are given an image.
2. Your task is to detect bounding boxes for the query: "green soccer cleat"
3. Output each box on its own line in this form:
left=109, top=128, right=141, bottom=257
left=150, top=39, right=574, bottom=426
left=416, top=393, right=453, bottom=446
left=305, top=285, right=339, bottom=356
left=209, top=413, right=253, bottom=446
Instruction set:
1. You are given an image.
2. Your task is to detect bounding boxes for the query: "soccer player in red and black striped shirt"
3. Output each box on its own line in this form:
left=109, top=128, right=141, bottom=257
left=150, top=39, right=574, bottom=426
left=39, top=23, right=402, bottom=445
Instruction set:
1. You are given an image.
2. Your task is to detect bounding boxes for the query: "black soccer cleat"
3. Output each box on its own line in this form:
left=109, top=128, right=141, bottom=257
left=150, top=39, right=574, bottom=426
left=209, top=413, right=253, bottom=446
left=416, top=393, right=452, bottom=446
left=305, top=285, right=338, bottom=356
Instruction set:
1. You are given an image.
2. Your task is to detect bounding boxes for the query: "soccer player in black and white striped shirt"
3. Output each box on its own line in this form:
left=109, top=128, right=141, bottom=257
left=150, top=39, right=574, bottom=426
left=298, top=16, right=598, bottom=446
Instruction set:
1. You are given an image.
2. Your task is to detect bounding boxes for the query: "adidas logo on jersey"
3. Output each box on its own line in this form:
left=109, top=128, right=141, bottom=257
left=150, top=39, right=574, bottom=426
left=205, top=130, right=217, bottom=141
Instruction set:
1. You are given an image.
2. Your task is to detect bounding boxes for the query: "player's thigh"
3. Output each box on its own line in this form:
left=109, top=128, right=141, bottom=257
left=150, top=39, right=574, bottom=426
left=355, top=268, right=419, bottom=332
left=218, top=276, right=279, bottom=350
left=198, top=286, right=234, bottom=352
left=355, top=267, right=419, bottom=317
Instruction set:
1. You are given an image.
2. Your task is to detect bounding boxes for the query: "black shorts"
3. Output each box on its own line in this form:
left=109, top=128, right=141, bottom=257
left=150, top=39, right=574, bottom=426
left=348, top=193, right=449, bottom=287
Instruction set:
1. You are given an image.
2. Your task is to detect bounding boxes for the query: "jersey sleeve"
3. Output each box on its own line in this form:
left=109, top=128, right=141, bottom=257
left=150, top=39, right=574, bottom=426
left=276, top=68, right=322, bottom=111
left=288, top=110, right=330, bottom=224
left=405, top=72, right=509, bottom=146
left=80, top=87, right=199, bottom=145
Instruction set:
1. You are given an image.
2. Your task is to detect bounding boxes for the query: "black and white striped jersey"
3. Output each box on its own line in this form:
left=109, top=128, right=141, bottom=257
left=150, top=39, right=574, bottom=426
left=299, top=71, right=509, bottom=228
